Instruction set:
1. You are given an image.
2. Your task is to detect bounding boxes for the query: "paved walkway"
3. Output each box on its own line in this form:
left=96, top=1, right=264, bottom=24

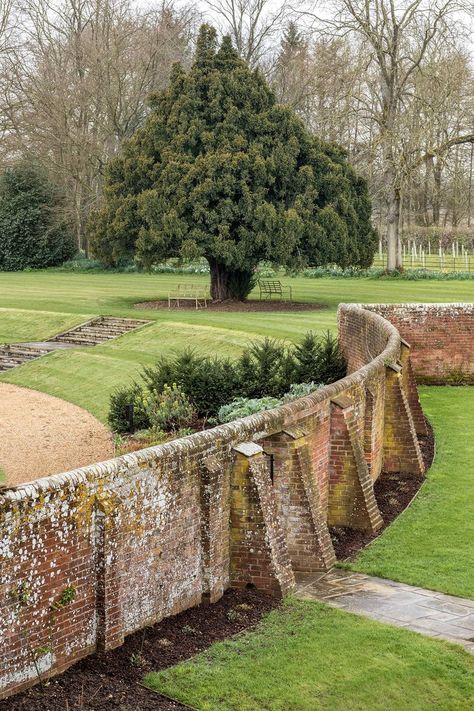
left=296, top=569, right=474, bottom=652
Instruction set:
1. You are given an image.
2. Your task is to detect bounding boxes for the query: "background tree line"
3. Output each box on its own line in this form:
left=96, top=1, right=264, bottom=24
left=0, top=0, right=473, bottom=268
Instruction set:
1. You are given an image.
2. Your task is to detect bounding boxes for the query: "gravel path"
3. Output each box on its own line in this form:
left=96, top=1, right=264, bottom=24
left=0, top=383, right=113, bottom=486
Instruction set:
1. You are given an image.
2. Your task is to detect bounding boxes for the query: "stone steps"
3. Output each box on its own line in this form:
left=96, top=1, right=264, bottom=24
left=0, top=316, right=151, bottom=371
left=51, top=317, right=150, bottom=346
left=0, top=345, right=49, bottom=372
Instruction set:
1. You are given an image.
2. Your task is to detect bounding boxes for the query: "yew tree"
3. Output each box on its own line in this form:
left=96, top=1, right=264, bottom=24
left=90, top=25, right=377, bottom=301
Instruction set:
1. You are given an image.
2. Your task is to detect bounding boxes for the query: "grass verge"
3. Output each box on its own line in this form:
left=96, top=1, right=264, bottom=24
left=145, top=597, right=474, bottom=711
left=348, top=387, right=474, bottom=600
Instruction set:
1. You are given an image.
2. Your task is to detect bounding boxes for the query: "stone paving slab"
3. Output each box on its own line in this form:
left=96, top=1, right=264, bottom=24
left=296, top=569, right=474, bottom=653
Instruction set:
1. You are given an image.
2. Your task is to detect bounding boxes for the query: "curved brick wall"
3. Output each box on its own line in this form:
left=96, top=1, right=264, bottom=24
left=364, top=303, right=474, bottom=384
left=0, top=304, right=429, bottom=699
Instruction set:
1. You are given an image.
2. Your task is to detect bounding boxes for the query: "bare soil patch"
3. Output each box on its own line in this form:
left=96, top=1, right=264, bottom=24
left=3, top=588, right=277, bottom=711
left=135, top=299, right=326, bottom=312
left=0, top=383, right=113, bottom=487
left=330, top=419, right=435, bottom=561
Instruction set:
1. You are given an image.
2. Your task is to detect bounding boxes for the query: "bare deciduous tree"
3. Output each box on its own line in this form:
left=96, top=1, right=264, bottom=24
left=303, top=0, right=473, bottom=269
left=2, top=0, right=195, bottom=252
left=204, top=0, right=289, bottom=67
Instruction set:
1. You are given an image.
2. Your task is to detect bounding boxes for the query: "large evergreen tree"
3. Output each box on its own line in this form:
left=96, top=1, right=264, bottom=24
left=90, top=25, right=377, bottom=300
left=0, top=163, right=75, bottom=271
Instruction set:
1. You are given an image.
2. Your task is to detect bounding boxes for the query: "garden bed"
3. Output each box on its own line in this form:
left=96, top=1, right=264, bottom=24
left=330, top=419, right=435, bottom=561
left=134, top=299, right=327, bottom=312
left=4, top=588, right=277, bottom=711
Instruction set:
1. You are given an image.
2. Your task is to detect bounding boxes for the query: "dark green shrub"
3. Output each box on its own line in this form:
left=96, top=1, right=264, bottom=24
left=142, top=353, right=189, bottom=395
left=109, top=332, right=346, bottom=433
left=294, top=331, right=321, bottom=383
left=143, top=349, right=240, bottom=418
left=108, top=383, right=149, bottom=432
left=293, top=331, right=346, bottom=384
left=189, top=357, right=241, bottom=417
left=238, top=338, right=296, bottom=398
left=315, top=331, right=347, bottom=384
left=0, top=163, right=75, bottom=271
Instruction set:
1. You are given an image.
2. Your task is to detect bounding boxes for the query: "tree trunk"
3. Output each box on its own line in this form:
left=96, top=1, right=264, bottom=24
left=386, top=187, right=401, bottom=271
left=433, top=160, right=442, bottom=226
left=209, top=260, right=234, bottom=301
left=468, top=142, right=473, bottom=228
left=207, top=259, right=254, bottom=302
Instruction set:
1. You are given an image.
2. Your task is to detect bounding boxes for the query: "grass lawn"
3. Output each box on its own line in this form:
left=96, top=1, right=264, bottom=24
left=0, top=307, right=87, bottom=343
left=348, top=387, right=474, bottom=600
left=145, top=597, right=474, bottom=711
left=1, top=271, right=473, bottom=599
left=1, top=271, right=474, bottom=421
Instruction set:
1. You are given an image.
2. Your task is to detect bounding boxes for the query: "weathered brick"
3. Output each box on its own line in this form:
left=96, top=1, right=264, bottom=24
left=1, top=302, right=458, bottom=700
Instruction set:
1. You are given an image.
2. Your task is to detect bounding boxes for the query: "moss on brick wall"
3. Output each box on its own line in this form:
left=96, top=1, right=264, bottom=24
left=1, top=302, right=447, bottom=700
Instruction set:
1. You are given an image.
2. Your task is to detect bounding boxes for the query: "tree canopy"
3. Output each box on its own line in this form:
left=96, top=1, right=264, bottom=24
left=0, top=163, right=75, bottom=272
left=90, top=24, right=377, bottom=300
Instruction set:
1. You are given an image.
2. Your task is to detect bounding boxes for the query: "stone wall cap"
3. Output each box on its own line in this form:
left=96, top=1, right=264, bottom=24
left=281, top=426, right=309, bottom=440
left=233, top=442, right=264, bottom=457
left=330, top=395, right=353, bottom=409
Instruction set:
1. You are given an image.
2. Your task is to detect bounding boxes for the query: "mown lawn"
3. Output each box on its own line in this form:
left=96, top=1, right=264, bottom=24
left=145, top=598, right=474, bottom=711
left=1, top=270, right=474, bottom=421
left=349, top=387, right=474, bottom=600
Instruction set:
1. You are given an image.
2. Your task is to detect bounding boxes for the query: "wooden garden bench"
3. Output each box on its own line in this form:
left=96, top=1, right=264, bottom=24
left=258, top=279, right=292, bottom=301
left=168, top=284, right=209, bottom=309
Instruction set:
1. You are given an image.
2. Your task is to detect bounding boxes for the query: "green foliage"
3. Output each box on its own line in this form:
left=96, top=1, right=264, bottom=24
left=108, top=383, right=150, bottom=432
left=293, top=331, right=320, bottom=382
left=217, top=396, right=281, bottom=423
left=217, top=382, right=321, bottom=423
left=294, top=330, right=345, bottom=384
left=110, top=331, right=346, bottom=432
left=90, top=25, right=377, bottom=300
left=143, top=349, right=240, bottom=419
left=238, top=338, right=296, bottom=398
left=316, top=331, right=347, bottom=384
left=303, top=266, right=474, bottom=280
left=146, top=384, right=195, bottom=432
left=12, top=581, right=31, bottom=606
left=281, top=381, right=320, bottom=402
left=51, top=585, right=76, bottom=611
left=0, top=163, right=75, bottom=271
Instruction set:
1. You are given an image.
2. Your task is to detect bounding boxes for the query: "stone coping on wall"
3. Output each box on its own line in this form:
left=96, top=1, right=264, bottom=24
left=360, top=302, right=474, bottom=314
left=0, top=304, right=401, bottom=504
